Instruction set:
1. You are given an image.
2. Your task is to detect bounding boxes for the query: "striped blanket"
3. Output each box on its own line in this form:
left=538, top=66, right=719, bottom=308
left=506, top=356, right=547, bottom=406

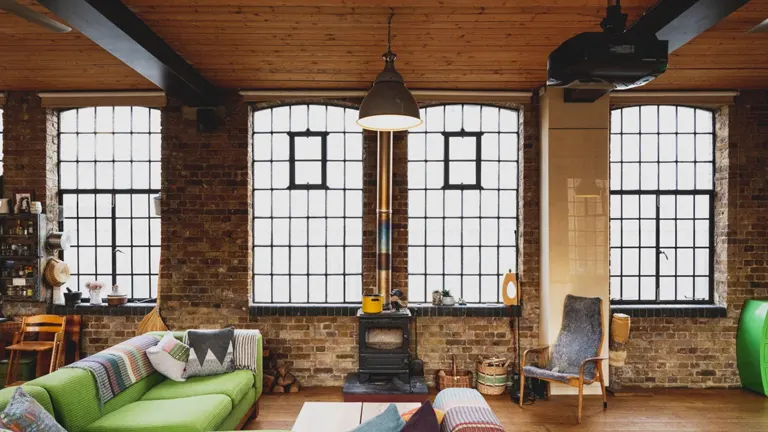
left=65, top=335, right=159, bottom=406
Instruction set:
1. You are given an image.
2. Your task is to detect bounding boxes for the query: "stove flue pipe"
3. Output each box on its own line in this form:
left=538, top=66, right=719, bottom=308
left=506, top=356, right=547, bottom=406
left=376, top=131, right=393, bottom=309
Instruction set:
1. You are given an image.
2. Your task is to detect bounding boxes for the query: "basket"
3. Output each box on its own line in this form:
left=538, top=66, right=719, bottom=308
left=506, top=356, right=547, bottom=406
left=475, top=357, right=510, bottom=395
left=436, top=355, right=473, bottom=391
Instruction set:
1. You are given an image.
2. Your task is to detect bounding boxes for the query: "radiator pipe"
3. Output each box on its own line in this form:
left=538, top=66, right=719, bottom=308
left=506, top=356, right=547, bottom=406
left=377, top=131, right=392, bottom=309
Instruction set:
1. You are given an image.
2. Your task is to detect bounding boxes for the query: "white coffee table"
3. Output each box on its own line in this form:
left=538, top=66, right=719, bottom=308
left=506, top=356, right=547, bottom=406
left=292, top=402, right=421, bottom=432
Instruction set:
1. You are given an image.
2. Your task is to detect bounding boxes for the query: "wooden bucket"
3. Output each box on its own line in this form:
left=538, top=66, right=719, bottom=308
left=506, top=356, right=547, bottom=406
left=476, top=357, right=510, bottom=395
left=436, top=355, right=473, bottom=391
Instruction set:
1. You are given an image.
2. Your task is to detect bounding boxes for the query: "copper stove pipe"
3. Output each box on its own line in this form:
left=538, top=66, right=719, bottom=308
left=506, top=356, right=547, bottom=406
left=376, top=131, right=392, bottom=309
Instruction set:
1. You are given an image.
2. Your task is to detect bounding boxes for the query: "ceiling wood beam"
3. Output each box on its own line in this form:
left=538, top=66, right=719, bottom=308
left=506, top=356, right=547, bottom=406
left=37, top=0, right=225, bottom=106
left=626, top=0, right=750, bottom=53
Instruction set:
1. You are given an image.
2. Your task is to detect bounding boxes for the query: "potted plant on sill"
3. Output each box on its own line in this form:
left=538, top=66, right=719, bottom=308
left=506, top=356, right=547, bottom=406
left=441, top=289, right=456, bottom=306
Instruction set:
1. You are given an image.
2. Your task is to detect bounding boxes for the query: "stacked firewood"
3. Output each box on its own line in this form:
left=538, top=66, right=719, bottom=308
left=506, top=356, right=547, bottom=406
left=262, top=350, right=301, bottom=393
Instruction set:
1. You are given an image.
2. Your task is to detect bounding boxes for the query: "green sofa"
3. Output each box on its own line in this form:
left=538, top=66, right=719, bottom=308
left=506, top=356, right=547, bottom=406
left=0, top=331, right=263, bottom=432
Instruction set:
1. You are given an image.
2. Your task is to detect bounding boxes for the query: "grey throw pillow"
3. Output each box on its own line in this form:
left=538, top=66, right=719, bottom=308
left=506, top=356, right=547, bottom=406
left=182, top=327, right=236, bottom=378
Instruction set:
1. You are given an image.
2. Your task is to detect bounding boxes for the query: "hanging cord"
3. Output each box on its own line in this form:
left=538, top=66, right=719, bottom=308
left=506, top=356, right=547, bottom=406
left=387, top=8, right=394, bottom=54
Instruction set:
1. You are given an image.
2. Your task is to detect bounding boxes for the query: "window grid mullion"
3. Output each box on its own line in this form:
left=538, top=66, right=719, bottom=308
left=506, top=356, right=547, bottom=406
left=610, top=105, right=714, bottom=305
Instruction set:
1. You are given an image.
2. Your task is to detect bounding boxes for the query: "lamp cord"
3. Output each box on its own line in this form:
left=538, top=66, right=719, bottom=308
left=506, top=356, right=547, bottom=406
left=387, top=8, right=394, bottom=53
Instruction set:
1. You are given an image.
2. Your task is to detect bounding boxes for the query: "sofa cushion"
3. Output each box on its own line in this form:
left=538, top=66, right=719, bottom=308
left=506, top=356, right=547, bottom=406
left=83, top=394, right=232, bottom=432
left=215, top=387, right=255, bottom=431
left=0, top=385, right=53, bottom=416
left=148, top=332, right=191, bottom=382
left=0, top=387, right=66, bottom=432
left=29, top=368, right=165, bottom=432
left=183, top=328, right=236, bottom=379
left=141, top=369, right=254, bottom=406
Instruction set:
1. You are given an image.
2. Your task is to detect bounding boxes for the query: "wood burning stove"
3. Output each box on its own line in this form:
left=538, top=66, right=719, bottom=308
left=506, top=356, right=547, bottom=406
left=358, top=309, right=411, bottom=383
left=343, top=309, right=428, bottom=402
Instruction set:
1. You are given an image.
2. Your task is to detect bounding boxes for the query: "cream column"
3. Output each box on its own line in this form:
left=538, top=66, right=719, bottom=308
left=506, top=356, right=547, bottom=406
left=539, top=87, right=610, bottom=395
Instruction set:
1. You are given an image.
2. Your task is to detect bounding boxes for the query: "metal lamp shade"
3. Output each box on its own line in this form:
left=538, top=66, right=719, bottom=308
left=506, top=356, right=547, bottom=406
left=357, top=56, right=421, bottom=131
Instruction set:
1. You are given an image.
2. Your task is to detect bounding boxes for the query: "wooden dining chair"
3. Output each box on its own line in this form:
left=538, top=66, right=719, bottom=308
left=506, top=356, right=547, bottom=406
left=5, top=315, right=67, bottom=386
left=519, top=295, right=607, bottom=423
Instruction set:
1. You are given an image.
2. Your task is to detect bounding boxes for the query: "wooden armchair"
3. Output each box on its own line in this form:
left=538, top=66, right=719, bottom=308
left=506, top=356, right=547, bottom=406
left=519, top=295, right=607, bottom=423
left=5, top=315, right=67, bottom=386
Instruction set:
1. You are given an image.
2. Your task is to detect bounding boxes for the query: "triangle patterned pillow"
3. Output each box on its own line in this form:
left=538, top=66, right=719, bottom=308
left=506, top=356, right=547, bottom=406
left=182, top=327, right=236, bottom=378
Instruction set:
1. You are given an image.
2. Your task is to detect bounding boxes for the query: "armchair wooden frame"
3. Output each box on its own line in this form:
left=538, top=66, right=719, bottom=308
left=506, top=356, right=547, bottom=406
left=518, top=298, right=607, bottom=424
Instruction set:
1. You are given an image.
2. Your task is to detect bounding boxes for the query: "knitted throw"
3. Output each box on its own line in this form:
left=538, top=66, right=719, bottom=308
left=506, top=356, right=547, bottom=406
left=65, top=334, right=159, bottom=406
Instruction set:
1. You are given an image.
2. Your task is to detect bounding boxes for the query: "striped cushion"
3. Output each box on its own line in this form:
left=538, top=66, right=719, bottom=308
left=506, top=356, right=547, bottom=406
left=441, top=406, right=504, bottom=432
left=433, top=388, right=488, bottom=412
left=147, top=332, right=190, bottom=382
left=433, top=388, right=505, bottom=432
left=233, top=330, right=261, bottom=373
left=159, top=332, right=190, bottom=361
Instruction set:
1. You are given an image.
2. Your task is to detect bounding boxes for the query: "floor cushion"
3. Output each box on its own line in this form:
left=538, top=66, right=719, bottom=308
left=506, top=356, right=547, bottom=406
left=83, top=394, right=232, bottom=432
left=141, top=370, right=254, bottom=406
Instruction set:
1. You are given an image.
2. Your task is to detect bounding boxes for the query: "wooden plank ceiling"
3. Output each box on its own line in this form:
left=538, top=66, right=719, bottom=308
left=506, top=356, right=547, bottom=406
left=0, top=0, right=766, bottom=91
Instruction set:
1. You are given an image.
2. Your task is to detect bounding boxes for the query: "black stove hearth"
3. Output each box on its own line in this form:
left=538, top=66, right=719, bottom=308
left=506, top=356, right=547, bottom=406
left=343, top=309, right=428, bottom=402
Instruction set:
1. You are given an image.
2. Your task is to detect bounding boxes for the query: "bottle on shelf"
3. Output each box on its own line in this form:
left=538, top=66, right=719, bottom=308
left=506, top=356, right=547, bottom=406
left=27, top=221, right=34, bottom=236
left=15, top=220, right=21, bottom=236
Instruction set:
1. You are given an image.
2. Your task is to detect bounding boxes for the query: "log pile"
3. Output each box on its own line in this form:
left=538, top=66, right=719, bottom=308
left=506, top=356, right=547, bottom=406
left=262, top=350, right=301, bottom=393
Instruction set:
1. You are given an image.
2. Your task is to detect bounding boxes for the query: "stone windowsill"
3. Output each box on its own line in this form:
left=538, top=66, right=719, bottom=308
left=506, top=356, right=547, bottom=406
left=250, top=303, right=521, bottom=318
left=610, top=304, right=727, bottom=318
left=44, top=302, right=520, bottom=318
left=49, top=302, right=157, bottom=316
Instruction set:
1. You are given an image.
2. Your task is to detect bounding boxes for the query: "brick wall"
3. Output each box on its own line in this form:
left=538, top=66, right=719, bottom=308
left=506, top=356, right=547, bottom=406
left=613, top=91, right=768, bottom=388
left=1, top=92, right=57, bottom=315
left=4, top=91, right=764, bottom=388
left=80, top=316, right=146, bottom=355
left=243, top=316, right=519, bottom=387
left=158, top=100, right=252, bottom=329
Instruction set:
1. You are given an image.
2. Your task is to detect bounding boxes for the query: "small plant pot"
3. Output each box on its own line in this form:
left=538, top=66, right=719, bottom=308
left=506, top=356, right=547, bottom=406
left=442, top=296, right=456, bottom=306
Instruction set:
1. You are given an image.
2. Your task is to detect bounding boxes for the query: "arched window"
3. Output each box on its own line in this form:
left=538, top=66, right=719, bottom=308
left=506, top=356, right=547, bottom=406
left=610, top=105, right=715, bottom=304
left=407, top=104, right=519, bottom=303
left=252, top=104, right=363, bottom=303
left=58, top=107, right=162, bottom=300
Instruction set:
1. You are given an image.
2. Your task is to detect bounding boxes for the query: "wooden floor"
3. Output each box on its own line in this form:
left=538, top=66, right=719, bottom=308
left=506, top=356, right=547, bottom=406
left=246, top=387, right=768, bottom=431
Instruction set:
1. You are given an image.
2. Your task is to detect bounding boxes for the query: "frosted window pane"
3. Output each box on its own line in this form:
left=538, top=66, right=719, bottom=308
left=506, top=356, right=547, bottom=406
left=295, top=136, right=321, bottom=159
left=677, top=134, right=695, bottom=161
left=449, top=136, right=476, bottom=160
left=295, top=162, right=322, bottom=185
left=426, top=106, right=444, bottom=132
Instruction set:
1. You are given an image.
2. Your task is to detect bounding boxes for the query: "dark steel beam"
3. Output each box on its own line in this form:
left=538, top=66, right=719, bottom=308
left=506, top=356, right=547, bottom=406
left=626, top=0, right=750, bottom=53
left=37, top=0, right=225, bottom=106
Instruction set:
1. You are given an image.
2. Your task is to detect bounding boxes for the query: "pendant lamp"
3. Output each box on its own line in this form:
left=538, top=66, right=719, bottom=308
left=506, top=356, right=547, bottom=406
left=357, top=10, right=422, bottom=131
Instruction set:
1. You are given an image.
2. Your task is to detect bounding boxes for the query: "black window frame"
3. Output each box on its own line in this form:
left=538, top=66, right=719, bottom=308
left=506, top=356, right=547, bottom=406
left=609, top=105, right=715, bottom=305
left=57, top=106, right=161, bottom=301
left=252, top=103, right=364, bottom=304
left=443, top=131, right=483, bottom=190
left=288, top=131, right=329, bottom=190
left=407, top=104, right=520, bottom=304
